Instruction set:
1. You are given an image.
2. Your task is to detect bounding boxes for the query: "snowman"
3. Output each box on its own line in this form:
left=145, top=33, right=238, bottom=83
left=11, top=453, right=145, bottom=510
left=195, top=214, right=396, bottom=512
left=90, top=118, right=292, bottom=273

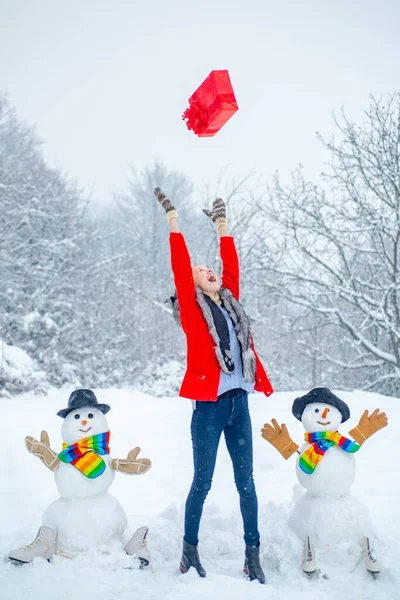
left=8, top=389, right=152, bottom=565
left=261, top=387, right=388, bottom=578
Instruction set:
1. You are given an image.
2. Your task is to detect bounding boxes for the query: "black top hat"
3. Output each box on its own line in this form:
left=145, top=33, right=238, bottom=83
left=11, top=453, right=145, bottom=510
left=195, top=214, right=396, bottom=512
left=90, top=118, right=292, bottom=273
left=292, top=387, right=350, bottom=423
left=57, top=389, right=111, bottom=419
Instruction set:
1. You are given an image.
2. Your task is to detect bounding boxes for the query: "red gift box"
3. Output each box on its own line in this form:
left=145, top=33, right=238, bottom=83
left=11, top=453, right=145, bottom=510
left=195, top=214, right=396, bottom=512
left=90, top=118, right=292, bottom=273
left=182, top=70, right=239, bottom=137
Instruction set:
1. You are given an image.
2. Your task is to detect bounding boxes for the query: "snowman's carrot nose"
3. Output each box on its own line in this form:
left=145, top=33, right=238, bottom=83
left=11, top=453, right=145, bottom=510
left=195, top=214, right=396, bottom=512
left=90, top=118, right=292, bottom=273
left=322, top=408, right=329, bottom=419
left=81, top=420, right=88, bottom=426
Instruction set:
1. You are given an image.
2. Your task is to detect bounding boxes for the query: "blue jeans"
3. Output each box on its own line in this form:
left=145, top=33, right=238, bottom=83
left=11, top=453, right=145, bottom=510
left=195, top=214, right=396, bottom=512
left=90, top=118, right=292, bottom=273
left=184, top=390, right=260, bottom=547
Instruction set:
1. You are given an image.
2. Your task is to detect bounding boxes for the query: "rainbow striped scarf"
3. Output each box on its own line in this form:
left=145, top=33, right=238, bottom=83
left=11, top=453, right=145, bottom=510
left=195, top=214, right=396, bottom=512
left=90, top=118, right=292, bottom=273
left=299, top=431, right=360, bottom=475
left=58, top=431, right=111, bottom=479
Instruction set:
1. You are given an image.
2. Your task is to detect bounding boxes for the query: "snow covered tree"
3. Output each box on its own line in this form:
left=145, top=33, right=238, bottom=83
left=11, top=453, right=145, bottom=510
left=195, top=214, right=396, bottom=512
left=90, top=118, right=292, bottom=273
left=254, top=93, right=400, bottom=394
left=0, top=93, right=89, bottom=385
left=77, top=162, right=197, bottom=384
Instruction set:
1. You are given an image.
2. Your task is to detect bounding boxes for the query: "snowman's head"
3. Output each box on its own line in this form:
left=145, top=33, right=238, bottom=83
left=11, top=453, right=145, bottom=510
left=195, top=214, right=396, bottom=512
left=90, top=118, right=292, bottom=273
left=61, top=407, right=109, bottom=444
left=301, top=402, right=343, bottom=433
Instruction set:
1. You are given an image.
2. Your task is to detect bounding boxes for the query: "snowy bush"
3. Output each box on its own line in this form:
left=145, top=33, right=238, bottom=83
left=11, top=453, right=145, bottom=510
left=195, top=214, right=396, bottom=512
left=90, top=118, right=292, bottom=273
left=135, top=360, right=185, bottom=397
left=0, top=339, right=48, bottom=396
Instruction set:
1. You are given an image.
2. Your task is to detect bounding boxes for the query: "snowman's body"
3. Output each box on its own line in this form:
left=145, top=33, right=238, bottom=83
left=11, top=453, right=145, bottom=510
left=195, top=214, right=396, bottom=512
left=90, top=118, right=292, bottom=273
left=296, top=443, right=356, bottom=497
left=41, top=407, right=129, bottom=553
left=42, top=489, right=128, bottom=553
left=54, top=455, right=115, bottom=499
left=289, top=402, right=372, bottom=543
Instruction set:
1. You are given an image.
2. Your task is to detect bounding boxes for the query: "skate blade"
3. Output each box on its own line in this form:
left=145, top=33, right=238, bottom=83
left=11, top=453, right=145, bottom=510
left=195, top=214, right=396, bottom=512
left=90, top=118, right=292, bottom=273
left=8, top=557, right=52, bottom=565
left=139, top=558, right=150, bottom=568
left=8, top=557, right=29, bottom=565
left=303, top=569, right=317, bottom=579
left=303, top=568, right=329, bottom=580
left=368, top=570, right=380, bottom=580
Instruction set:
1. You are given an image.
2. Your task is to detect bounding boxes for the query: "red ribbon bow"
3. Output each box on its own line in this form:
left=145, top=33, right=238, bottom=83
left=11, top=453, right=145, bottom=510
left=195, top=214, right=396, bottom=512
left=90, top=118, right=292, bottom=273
left=182, top=101, right=209, bottom=135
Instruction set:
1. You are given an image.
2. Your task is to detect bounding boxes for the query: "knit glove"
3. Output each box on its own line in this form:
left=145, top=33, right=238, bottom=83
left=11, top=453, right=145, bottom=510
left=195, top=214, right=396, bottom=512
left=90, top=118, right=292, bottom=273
left=25, top=431, right=60, bottom=471
left=203, top=197, right=227, bottom=228
left=154, top=187, right=177, bottom=221
left=111, top=446, right=151, bottom=475
left=261, top=419, right=299, bottom=460
left=348, top=409, right=388, bottom=446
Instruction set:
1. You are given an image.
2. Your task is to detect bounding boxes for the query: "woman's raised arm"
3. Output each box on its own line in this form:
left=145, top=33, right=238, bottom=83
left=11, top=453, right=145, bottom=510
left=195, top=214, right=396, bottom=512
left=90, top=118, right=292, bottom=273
left=154, top=187, right=196, bottom=328
left=203, top=198, right=240, bottom=300
left=203, top=197, right=229, bottom=237
left=154, top=187, right=179, bottom=231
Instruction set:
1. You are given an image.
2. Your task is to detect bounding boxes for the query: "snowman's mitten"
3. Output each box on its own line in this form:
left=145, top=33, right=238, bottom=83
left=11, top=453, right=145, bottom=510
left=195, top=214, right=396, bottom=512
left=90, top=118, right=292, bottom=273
left=25, top=431, right=60, bottom=471
left=202, top=197, right=227, bottom=228
left=154, top=187, right=177, bottom=221
left=349, top=409, right=388, bottom=445
left=261, top=419, right=299, bottom=459
left=111, top=447, right=151, bottom=475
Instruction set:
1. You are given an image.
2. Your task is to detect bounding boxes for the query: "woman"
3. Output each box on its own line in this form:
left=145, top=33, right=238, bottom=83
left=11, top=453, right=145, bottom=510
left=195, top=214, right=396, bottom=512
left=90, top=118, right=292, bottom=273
left=154, top=187, right=273, bottom=583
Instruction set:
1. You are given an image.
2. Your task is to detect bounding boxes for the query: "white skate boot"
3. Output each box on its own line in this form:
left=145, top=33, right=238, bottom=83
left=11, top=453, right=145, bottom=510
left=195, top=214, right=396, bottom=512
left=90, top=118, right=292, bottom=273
left=360, top=536, right=380, bottom=578
left=124, top=526, right=150, bottom=567
left=302, top=536, right=317, bottom=576
left=9, top=526, right=57, bottom=563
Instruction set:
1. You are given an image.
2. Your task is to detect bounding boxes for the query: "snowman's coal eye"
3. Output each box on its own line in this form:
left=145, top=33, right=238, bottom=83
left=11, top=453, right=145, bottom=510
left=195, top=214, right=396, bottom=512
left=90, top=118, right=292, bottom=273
left=88, top=413, right=94, bottom=419
left=315, top=408, right=319, bottom=413
left=74, top=414, right=80, bottom=420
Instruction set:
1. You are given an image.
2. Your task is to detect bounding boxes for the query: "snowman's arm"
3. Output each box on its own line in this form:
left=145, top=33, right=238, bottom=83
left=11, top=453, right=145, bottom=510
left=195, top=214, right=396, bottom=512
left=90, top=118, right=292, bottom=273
left=261, top=420, right=300, bottom=460
left=111, top=446, right=151, bottom=475
left=348, top=409, right=388, bottom=446
left=25, top=431, right=60, bottom=472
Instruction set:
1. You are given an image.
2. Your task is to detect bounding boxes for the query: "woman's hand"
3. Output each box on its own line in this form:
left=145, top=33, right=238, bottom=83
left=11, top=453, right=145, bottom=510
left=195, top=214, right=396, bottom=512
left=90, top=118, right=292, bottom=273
left=203, top=198, right=229, bottom=237
left=154, top=187, right=179, bottom=232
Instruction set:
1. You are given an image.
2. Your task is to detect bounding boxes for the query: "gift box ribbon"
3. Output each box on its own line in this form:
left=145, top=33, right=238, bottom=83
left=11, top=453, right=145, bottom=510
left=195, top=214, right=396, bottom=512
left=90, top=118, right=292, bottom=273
left=182, top=101, right=209, bottom=135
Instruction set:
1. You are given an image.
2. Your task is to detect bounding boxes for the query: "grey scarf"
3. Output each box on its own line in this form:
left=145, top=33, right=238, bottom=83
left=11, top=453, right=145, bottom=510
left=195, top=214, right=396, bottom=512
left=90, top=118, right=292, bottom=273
left=167, top=287, right=256, bottom=383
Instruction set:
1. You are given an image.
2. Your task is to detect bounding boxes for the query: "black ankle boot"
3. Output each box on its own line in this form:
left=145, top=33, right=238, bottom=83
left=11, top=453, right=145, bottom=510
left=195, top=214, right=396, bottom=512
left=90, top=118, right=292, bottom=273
left=180, top=539, right=206, bottom=577
left=244, top=542, right=265, bottom=584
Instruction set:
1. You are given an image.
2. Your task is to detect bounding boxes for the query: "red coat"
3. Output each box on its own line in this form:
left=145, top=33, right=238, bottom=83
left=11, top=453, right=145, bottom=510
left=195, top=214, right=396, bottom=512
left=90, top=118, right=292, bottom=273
left=170, top=232, right=273, bottom=401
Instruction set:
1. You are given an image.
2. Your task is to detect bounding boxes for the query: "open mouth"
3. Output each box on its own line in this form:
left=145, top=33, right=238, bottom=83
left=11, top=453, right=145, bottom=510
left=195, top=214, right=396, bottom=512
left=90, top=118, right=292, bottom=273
left=79, top=427, right=92, bottom=433
left=207, top=273, right=217, bottom=283
left=317, top=421, right=330, bottom=426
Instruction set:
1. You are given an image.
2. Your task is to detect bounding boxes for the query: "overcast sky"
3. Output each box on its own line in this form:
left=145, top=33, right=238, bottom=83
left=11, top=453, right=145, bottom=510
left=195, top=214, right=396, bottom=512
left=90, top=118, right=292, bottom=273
left=1, top=0, right=399, bottom=203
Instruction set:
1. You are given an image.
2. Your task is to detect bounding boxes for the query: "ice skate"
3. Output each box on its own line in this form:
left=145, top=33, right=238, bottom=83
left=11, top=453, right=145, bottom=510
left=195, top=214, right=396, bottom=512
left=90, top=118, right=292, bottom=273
left=360, top=536, right=380, bottom=578
left=302, top=536, right=317, bottom=576
left=8, top=526, right=57, bottom=564
left=125, top=526, right=150, bottom=567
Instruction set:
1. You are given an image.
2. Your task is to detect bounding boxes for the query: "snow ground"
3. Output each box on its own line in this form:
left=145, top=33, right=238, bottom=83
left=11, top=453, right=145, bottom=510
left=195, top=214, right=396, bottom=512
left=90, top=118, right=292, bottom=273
left=1, top=388, right=399, bottom=600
